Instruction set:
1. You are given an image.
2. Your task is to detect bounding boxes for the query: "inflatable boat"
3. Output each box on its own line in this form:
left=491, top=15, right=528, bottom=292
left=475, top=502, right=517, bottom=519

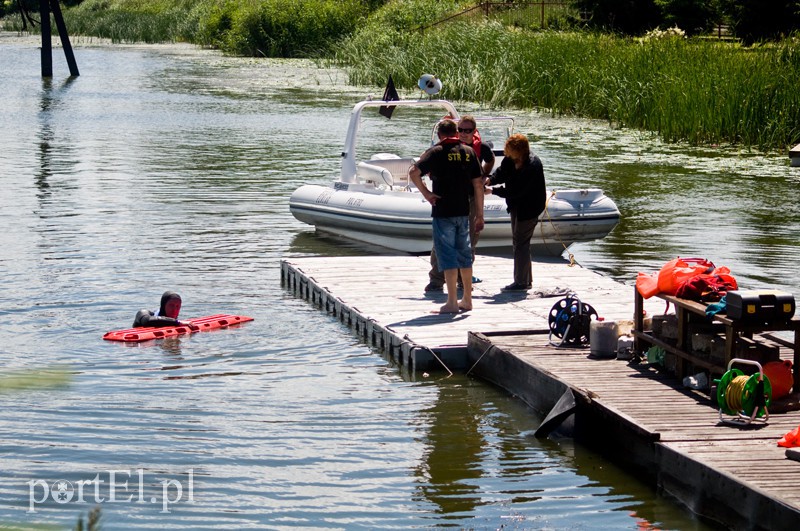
left=289, top=95, right=620, bottom=256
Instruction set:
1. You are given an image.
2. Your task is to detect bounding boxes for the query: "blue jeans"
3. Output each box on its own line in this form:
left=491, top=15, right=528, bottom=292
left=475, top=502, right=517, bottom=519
left=432, top=216, right=472, bottom=271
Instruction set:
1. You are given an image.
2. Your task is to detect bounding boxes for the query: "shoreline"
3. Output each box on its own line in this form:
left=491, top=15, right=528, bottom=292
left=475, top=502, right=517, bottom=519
left=0, top=29, right=204, bottom=51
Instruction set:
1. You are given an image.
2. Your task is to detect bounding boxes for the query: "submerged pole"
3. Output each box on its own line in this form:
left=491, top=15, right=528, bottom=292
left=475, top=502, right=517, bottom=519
left=39, top=0, right=52, bottom=77
left=50, top=0, right=79, bottom=76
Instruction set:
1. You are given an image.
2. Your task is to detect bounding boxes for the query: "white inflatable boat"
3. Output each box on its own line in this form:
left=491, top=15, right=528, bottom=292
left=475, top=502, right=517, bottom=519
left=289, top=96, right=620, bottom=255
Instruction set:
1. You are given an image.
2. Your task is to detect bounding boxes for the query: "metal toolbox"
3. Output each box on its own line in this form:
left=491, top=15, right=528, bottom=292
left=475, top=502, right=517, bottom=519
left=726, top=290, right=795, bottom=323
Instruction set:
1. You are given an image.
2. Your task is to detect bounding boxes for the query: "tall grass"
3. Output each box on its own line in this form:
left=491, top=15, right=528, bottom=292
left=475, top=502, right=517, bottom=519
left=336, top=21, right=800, bottom=150
left=60, top=0, right=202, bottom=44
left=193, top=0, right=367, bottom=57
left=3, top=0, right=368, bottom=57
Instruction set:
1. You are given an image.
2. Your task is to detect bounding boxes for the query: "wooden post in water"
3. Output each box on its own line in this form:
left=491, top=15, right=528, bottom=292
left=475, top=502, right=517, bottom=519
left=50, top=0, right=79, bottom=77
left=39, top=0, right=52, bottom=77
left=39, top=0, right=80, bottom=77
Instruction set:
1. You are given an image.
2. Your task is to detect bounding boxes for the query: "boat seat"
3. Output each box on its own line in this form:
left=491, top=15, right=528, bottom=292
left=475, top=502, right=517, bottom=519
left=367, top=156, right=417, bottom=187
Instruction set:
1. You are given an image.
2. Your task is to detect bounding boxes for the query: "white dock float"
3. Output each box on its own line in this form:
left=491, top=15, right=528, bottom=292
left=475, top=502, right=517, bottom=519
left=790, top=143, right=800, bottom=166
left=281, top=255, right=664, bottom=371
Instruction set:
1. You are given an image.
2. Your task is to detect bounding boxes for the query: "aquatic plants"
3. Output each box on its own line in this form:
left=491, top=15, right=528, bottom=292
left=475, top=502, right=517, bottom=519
left=192, top=0, right=368, bottom=56
left=23, top=0, right=368, bottom=56
left=336, top=20, right=800, bottom=150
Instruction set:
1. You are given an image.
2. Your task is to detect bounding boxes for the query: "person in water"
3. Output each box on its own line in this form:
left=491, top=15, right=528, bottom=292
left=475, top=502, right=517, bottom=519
left=133, top=291, right=197, bottom=329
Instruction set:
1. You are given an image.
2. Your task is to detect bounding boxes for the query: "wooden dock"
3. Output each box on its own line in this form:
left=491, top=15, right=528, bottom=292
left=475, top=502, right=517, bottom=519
left=281, top=255, right=666, bottom=371
left=281, top=255, right=800, bottom=529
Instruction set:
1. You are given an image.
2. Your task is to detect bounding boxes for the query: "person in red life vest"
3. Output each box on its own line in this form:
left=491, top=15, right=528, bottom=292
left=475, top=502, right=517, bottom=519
left=409, top=119, right=485, bottom=313
left=486, top=133, right=547, bottom=292
left=133, top=291, right=198, bottom=329
left=425, top=115, right=495, bottom=293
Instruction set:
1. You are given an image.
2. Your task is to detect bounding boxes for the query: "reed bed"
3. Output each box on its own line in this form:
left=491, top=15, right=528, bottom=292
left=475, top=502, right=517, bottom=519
left=6, top=0, right=798, bottom=149
left=35, top=0, right=366, bottom=57
left=337, top=22, right=800, bottom=150
left=62, top=0, right=201, bottom=44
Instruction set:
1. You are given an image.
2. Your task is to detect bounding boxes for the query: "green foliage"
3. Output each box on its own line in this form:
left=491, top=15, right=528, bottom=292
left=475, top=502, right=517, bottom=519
left=199, top=0, right=367, bottom=57
left=570, top=0, right=661, bottom=35
left=35, top=0, right=367, bottom=55
left=654, top=0, right=720, bottom=36
left=337, top=22, right=800, bottom=150
left=720, top=0, right=800, bottom=44
left=365, top=0, right=465, bottom=31
left=62, top=0, right=202, bottom=43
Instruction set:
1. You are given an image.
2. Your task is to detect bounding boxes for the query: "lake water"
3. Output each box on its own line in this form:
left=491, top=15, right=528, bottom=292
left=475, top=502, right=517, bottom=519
left=3, top=35, right=797, bottom=529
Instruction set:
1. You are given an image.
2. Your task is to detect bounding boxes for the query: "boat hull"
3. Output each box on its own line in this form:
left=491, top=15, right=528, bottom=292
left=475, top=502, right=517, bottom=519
left=289, top=184, right=620, bottom=255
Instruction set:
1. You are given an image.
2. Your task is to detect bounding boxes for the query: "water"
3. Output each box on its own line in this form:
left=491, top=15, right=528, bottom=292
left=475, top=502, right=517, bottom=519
left=4, top=35, right=797, bottom=529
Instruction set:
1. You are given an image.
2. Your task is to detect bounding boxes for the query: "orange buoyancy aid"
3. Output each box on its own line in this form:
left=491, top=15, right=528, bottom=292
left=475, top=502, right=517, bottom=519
left=636, top=257, right=717, bottom=299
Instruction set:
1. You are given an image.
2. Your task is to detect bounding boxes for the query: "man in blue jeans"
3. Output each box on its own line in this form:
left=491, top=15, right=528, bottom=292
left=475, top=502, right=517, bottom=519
left=409, top=119, right=485, bottom=313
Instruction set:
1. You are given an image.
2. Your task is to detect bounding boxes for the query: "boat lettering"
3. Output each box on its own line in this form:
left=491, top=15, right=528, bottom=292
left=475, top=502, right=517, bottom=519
left=333, top=182, right=349, bottom=191
left=346, top=198, right=364, bottom=207
left=315, top=191, right=333, bottom=204
left=484, top=204, right=503, bottom=211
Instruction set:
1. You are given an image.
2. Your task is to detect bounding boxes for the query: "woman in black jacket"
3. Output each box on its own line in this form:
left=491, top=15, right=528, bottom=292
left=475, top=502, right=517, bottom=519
left=486, top=134, right=547, bottom=291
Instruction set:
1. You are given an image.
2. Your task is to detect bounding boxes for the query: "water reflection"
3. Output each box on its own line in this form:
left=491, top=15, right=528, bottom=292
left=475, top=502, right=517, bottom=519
left=416, top=381, right=485, bottom=515
left=36, top=76, right=78, bottom=199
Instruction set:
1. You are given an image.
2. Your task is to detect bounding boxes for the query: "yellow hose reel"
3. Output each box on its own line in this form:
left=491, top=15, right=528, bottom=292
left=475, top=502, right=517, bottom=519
left=714, top=358, right=772, bottom=426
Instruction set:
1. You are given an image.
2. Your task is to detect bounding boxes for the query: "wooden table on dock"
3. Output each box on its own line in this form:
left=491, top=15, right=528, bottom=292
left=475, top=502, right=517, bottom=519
left=633, top=289, right=800, bottom=388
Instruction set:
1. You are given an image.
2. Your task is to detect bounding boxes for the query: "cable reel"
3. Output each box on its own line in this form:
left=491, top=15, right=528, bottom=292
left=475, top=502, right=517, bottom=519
left=714, top=358, right=772, bottom=426
left=548, top=295, right=598, bottom=347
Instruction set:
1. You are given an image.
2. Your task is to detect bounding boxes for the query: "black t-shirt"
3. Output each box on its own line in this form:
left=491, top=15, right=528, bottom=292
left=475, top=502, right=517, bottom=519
left=415, top=139, right=482, bottom=218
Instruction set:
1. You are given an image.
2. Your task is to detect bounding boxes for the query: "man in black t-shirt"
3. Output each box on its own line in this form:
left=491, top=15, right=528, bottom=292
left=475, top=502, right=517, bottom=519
left=426, top=115, right=495, bottom=291
left=409, top=120, right=484, bottom=314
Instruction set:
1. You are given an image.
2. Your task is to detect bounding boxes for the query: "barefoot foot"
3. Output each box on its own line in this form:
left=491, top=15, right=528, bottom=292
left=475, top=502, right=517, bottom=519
left=436, top=303, right=461, bottom=314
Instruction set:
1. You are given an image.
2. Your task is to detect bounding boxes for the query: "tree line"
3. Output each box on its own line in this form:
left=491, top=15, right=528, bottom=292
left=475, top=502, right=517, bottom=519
left=574, top=0, right=800, bottom=44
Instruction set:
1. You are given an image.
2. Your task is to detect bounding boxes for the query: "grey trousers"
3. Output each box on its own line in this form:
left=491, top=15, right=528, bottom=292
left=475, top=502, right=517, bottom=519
left=510, top=212, right=537, bottom=286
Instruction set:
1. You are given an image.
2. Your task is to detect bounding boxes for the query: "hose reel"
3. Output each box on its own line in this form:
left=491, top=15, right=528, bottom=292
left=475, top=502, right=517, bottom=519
left=714, top=358, right=772, bottom=426
left=548, top=295, right=598, bottom=347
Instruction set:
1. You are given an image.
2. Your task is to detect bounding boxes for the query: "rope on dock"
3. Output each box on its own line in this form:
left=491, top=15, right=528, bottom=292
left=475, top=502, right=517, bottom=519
left=540, top=190, right=576, bottom=267
left=401, top=334, right=453, bottom=377
left=465, top=344, right=495, bottom=376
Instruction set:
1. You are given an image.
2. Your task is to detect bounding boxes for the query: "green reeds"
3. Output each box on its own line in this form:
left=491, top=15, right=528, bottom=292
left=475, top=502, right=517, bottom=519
left=62, top=0, right=202, bottom=44
left=52, top=0, right=367, bottom=57
left=337, top=22, right=800, bottom=150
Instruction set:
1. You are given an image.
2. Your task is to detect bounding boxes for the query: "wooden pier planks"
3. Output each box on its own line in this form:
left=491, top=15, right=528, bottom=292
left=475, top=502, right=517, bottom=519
left=282, top=254, right=800, bottom=528
left=467, top=330, right=800, bottom=528
left=281, top=254, right=665, bottom=365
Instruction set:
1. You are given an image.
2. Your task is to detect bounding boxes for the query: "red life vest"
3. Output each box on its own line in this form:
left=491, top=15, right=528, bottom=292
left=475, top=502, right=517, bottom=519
left=470, top=130, right=483, bottom=157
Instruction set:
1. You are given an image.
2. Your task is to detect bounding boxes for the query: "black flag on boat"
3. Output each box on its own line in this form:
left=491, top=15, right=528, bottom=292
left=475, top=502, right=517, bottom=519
left=379, top=75, right=399, bottom=119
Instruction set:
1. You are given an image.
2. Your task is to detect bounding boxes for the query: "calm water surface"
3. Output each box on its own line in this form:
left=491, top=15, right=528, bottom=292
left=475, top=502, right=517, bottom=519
left=2, top=36, right=797, bottom=530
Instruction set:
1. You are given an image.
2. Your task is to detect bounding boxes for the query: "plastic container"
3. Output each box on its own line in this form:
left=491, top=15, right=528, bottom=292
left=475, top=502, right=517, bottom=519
left=763, top=360, right=793, bottom=399
left=616, top=335, right=634, bottom=360
left=590, top=318, right=619, bottom=358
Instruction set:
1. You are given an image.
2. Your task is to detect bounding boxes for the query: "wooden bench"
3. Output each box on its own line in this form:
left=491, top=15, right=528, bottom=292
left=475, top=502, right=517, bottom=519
left=633, top=288, right=800, bottom=389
